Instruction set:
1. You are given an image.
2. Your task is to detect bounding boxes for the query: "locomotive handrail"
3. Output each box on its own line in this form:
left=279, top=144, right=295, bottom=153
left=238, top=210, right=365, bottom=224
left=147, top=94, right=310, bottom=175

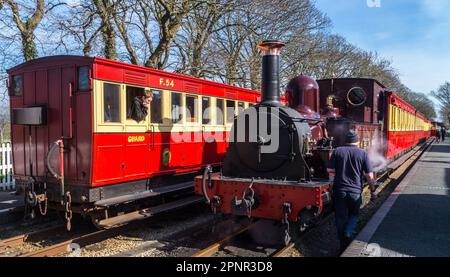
left=46, top=140, right=63, bottom=180
left=202, top=166, right=212, bottom=204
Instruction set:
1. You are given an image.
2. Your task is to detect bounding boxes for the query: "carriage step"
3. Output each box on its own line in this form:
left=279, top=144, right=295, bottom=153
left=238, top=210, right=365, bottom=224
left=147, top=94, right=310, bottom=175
left=96, top=195, right=204, bottom=228
left=94, top=181, right=194, bottom=207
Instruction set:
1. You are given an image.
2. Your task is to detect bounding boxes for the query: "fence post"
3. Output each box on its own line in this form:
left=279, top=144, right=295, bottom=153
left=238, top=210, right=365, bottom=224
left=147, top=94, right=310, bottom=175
left=0, top=143, right=14, bottom=191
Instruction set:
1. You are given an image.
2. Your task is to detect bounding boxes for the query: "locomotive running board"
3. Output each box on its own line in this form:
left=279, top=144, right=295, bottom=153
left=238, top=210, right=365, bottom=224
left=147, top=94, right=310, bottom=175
left=94, top=181, right=194, bottom=208
left=95, top=195, right=204, bottom=228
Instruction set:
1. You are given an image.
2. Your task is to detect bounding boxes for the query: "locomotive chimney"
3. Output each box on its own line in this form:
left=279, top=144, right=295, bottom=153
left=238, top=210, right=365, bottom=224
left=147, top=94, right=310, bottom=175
left=257, top=40, right=285, bottom=106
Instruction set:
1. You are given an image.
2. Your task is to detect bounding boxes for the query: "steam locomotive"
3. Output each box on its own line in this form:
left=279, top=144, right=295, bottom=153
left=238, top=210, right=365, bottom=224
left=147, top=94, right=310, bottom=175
left=194, top=41, right=431, bottom=242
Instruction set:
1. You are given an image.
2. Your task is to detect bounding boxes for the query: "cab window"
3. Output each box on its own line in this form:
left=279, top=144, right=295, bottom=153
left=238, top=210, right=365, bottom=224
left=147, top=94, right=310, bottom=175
left=202, top=97, right=211, bottom=125
left=226, top=100, right=236, bottom=124
left=126, top=86, right=146, bottom=121
left=151, top=90, right=163, bottom=124
left=238, top=101, right=245, bottom=114
left=186, top=94, right=198, bottom=123
left=216, top=99, right=224, bottom=125
left=104, top=83, right=121, bottom=123
left=171, top=92, right=182, bottom=123
left=11, top=75, right=22, bottom=96
left=78, top=66, right=90, bottom=91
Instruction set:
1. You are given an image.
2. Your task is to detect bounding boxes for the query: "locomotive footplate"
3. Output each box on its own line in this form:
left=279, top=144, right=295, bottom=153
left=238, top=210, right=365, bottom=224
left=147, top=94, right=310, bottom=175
left=194, top=173, right=332, bottom=223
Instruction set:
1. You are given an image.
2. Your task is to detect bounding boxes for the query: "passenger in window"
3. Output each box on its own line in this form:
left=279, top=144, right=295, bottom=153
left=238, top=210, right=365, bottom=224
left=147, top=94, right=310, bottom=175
left=128, top=89, right=153, bottom=123
left=104, top=97, right=112, bottom=122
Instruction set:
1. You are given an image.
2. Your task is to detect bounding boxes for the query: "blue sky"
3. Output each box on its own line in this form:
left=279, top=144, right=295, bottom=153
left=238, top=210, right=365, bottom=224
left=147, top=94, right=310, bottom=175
left=315, top=0, right=450, bottom=99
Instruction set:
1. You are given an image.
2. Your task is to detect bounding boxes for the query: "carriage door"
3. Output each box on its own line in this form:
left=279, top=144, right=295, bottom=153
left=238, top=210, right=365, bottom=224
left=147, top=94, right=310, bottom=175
left=148, top=89, right=164, bottom=172
left=48, top=66, right=77, bottom=180
left=123, top=85, right=148, bottom=180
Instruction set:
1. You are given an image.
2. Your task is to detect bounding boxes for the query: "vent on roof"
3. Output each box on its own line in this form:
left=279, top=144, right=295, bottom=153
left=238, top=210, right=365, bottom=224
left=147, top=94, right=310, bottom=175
left=124, top=71, right=146, bottom=86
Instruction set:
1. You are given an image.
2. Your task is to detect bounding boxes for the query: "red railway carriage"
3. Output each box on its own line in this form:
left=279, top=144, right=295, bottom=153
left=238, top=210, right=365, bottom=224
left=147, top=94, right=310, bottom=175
left=8, top=55, right=259, bottom=228
left=385, top=92, right=431, bottom=159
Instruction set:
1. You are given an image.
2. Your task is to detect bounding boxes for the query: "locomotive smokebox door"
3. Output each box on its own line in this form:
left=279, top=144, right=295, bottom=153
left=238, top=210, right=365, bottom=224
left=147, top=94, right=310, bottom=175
left=12, top=106, right=47, bottom=125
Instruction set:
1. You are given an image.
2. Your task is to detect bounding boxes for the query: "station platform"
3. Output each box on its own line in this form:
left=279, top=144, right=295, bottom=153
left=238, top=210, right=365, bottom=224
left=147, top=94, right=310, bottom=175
left=342, top=140, right=450, bottom=257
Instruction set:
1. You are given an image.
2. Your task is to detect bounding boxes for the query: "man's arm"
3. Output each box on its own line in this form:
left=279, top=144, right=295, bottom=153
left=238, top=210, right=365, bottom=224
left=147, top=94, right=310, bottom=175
left=364, top=153, right=377, bottom=200
left=366, top=172, right=376, bottom=192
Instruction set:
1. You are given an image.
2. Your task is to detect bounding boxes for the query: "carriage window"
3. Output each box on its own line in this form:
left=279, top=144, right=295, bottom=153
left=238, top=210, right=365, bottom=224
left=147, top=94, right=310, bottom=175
left=216, top=99, right=224, bottom=125
left=103, top=83, right=121, bottom=123
left=238, top=101, right=245, bottom=114
left=186, top=94, right=198, bottom=123
left=226, top=100, right=236, bottom=124
left=78, top=66, right=90, bottom=91
left=171, top=92, right=182, bottom=123
left=151, top=90, right=163, bottom=124
left=11, top=75, right=22, bottom=96
left=126, top=86, right=146, bottom=121
left=347, top=87, right=367, bottom=106
left=202, top=97, right=211, bottom=125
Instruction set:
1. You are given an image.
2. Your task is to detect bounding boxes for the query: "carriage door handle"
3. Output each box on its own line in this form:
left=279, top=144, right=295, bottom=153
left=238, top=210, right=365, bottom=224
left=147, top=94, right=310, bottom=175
left=149, top=125, right=155, bottom=151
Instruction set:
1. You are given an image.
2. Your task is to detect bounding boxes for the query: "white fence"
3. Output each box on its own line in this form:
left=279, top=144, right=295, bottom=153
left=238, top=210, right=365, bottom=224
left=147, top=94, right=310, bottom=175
left=0, top=143, right=14, bottom=191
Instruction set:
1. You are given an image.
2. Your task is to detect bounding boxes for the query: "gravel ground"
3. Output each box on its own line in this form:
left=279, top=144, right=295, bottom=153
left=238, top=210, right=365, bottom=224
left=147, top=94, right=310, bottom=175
left=73, top=206, right=218, bottom=257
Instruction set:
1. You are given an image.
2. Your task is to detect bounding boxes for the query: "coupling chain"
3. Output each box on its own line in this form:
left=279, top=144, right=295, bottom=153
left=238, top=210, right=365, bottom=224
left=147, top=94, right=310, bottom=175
left=65, top=191, right=73, bottom=231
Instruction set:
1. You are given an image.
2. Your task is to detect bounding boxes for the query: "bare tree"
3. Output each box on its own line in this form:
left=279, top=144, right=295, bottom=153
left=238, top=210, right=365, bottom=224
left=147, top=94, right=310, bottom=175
left=92, top=0, right=117, bottom=59
left=0, top=0, right=45, bottom=61
left=432, top=82, right=450, bottom=123
left=109, top=0, right=194, bottom=69
left=49, top=1, right=103, bottom=56
left=173, top=0, right=236, bottom=77
left=206, top=0, right=330, bottom=88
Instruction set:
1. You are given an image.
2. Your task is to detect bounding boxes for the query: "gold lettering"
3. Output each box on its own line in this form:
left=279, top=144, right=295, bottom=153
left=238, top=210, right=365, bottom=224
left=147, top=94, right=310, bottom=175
left=127, top=135, right=145, bottom=143
left=159, top=78, right=175, bottom=88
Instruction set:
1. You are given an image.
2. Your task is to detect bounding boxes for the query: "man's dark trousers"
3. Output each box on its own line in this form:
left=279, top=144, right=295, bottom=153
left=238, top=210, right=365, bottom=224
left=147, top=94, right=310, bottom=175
left=333, top=191, right=362, bottom=246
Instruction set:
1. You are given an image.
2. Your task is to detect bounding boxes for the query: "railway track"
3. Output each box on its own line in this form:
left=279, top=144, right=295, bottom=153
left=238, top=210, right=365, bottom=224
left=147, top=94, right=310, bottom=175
left=192, top=222, right=258, bottom=257
left=20, top=225, right=130, bottom=257
left=0, top=215, right=152, bottom=257
left=191, top=139, right=433, bottom=258
left=0, top=204, right=215, bottom=257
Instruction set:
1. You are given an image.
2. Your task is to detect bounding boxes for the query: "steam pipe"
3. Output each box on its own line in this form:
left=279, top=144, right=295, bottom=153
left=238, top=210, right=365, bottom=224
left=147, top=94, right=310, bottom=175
left=257, top=40, right=285, bottom=106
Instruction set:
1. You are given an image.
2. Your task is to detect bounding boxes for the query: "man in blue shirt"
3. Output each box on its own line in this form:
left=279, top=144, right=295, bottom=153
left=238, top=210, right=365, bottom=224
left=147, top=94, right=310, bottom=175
left=327, top=130, right=377, bottom=250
